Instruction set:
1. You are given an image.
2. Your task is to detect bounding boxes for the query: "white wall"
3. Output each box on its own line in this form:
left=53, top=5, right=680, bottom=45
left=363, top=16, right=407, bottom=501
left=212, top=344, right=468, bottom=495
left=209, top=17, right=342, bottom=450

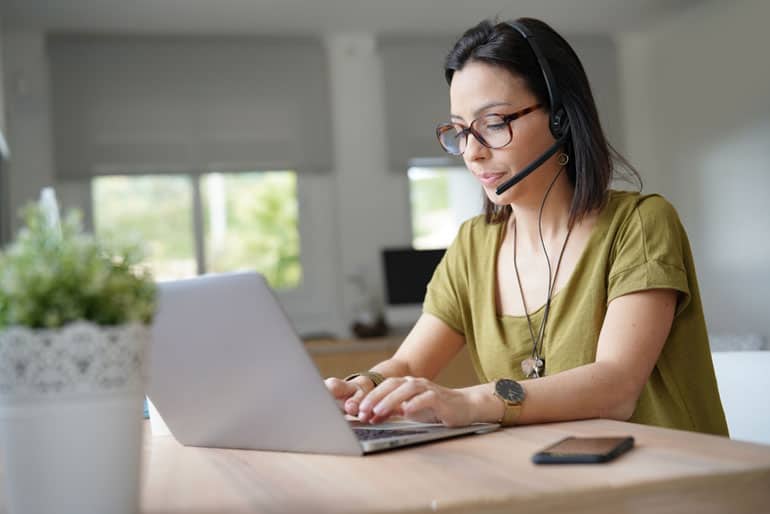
left=0, top=23, right=8, bottom=244
left=619, top=0, right=770, bottom=341
left=0, top=24, right=6, bottom=134
left=1, top=29, right=55, bottom=233
left=325, top=34, right=413, bottom=333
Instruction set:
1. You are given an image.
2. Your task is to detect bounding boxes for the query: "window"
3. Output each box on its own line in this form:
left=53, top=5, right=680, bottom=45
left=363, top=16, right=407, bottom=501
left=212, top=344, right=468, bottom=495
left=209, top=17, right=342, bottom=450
left=407, top=166, right=480, bottom=249
left=92, top=175, right=196, bottom=280
left=201, top=172, right=301, bottom=287
left=92, top=171, right=301, bottom=288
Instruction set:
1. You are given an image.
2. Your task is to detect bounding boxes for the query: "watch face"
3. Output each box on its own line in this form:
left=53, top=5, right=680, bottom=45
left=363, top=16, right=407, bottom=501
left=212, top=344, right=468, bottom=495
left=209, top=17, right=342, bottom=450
left=496, top=379, right=525, bottom=403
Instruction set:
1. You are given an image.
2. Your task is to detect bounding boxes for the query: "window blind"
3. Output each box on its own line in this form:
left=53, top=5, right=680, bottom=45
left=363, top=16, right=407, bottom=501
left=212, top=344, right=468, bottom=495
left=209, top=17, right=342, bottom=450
left=380, top=36, right=459, bottom=171
left=49, top=35, right=332, bottom=178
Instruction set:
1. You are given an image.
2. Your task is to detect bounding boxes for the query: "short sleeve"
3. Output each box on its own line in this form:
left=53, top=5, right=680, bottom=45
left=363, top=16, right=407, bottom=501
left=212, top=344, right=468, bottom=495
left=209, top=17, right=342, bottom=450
left=422, top=220, right=472, bottom=335
left=607, top=195, right=691, bottom=316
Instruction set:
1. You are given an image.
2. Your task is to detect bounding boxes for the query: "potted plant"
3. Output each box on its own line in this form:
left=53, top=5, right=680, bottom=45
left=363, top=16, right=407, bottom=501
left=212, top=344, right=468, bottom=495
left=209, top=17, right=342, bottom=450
left=0, top=189, right=156, bottom=514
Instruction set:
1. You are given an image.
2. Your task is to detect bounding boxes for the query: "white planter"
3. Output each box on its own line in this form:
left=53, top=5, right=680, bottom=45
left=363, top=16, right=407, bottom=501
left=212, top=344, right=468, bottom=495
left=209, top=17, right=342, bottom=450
left=0, top=321, right=150, bottom=514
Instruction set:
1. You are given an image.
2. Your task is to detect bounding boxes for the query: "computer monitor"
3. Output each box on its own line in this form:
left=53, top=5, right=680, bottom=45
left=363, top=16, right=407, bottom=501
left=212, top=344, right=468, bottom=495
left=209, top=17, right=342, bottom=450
left=381, top=247, right=445, bottom=328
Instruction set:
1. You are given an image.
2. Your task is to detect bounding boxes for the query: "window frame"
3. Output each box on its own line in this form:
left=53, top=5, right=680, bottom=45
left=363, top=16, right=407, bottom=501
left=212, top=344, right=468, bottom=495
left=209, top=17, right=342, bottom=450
left=89, top=169, right=321, bottom=304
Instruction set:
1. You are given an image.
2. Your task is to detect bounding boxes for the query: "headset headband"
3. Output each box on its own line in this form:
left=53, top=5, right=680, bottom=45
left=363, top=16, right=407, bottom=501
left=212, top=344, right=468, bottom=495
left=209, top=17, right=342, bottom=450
left=506, top=21, right=568, bottom=139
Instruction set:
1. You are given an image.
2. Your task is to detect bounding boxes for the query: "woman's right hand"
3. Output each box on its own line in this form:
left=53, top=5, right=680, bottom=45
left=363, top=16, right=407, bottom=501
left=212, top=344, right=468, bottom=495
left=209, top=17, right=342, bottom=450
left=324, top=376, right=377, bottom=417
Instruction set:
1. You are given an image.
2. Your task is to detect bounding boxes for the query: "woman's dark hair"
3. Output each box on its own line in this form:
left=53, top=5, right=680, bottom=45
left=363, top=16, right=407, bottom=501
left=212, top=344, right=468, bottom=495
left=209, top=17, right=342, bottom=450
left=444, top=18, right=641, bottom=226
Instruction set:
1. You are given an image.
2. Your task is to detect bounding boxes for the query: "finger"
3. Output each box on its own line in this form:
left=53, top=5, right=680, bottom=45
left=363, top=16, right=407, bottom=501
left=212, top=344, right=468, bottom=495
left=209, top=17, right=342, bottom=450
left=324, top=377, right=357, bottom=401
left=368, top=378, right=426, bottom=424
left=357, top=378, right=408, bottom=422
left=400, top=390, right=441, bottom=424
left=343, top=383, right=369, bottom=416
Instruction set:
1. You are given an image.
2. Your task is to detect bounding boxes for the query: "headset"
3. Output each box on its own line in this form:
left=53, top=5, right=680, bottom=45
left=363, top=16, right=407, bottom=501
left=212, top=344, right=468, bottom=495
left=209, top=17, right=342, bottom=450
left=494, top=20, right=571, bottom=196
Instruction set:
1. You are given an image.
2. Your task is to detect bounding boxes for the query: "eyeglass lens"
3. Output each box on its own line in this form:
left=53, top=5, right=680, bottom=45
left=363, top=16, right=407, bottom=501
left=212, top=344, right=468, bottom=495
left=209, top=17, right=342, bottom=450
left=438, top=114, right=513, bottom=155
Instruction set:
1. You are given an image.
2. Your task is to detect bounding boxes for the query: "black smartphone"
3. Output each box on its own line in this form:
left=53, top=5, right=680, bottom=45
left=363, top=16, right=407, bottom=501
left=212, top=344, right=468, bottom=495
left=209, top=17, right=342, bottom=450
left=531, top=436, right=635, bottom=464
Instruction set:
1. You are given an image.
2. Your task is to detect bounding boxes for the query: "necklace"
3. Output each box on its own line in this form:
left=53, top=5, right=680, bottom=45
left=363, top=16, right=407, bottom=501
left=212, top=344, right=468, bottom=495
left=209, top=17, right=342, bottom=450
left=512, top=217, right=573, bottom=379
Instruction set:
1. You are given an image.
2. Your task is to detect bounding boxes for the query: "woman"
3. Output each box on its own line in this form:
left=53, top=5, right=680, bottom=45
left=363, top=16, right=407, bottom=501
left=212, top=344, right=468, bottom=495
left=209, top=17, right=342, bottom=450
left=326, top=17, right=727, bottom=435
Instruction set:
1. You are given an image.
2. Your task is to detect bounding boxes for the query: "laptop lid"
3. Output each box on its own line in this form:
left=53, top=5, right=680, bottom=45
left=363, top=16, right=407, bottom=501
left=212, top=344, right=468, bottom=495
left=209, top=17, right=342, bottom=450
left=148, top=271, right=364, bottom=455
left=147, top=271, right=498, bottom=455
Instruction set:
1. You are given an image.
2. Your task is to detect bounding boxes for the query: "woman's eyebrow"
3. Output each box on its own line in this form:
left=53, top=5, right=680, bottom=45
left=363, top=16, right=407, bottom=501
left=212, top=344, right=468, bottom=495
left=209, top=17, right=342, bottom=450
left=450, top=101, right=514, bottom=121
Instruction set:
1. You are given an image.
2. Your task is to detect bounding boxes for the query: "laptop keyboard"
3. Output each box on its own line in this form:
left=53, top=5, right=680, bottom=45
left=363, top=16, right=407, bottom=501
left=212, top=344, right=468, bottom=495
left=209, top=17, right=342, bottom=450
left=353, top=428, right=429, bottom=441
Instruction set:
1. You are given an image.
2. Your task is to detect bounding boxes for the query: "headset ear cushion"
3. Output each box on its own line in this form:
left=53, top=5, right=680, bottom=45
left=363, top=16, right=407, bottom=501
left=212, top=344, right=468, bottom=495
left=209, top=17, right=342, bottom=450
left=550, top=109, right=569, bottom=138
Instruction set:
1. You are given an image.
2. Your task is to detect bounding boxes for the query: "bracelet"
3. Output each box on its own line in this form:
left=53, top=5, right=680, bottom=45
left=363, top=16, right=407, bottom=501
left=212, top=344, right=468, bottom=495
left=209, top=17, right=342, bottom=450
left=344, top=371, right=385, bottom=388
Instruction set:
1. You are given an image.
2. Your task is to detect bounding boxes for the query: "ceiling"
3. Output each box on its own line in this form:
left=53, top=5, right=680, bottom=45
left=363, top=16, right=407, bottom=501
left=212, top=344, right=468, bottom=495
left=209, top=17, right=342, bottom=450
left=0, top=0, right=707, bottom=37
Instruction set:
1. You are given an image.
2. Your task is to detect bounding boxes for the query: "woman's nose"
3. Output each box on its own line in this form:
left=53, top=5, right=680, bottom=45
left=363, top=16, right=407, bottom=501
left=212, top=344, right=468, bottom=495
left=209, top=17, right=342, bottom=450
left=463, top=132, right=490, bottom=162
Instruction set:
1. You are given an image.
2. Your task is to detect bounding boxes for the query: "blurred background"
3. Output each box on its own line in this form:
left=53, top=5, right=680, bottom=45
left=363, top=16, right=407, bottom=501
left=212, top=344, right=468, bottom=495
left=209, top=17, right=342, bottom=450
left=0, top=0, right=767, bottom=343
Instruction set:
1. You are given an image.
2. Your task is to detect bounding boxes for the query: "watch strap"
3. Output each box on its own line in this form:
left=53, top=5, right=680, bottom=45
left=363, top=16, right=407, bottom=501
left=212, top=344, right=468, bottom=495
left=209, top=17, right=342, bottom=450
left=497, top=401, right=522, bottom=426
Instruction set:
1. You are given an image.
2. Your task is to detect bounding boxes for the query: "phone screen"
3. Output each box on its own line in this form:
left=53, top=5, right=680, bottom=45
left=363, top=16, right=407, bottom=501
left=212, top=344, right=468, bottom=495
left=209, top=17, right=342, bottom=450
left=532, top=436, right=634, bottom=464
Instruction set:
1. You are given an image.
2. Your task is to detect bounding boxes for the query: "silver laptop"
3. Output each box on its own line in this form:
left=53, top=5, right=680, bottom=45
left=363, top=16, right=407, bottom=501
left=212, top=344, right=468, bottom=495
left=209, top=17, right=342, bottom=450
left=147, top=271, right=499, bottom=455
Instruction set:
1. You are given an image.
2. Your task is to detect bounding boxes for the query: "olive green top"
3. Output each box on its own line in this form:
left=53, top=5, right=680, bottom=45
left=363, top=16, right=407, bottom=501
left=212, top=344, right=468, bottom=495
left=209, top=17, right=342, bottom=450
left=424, top=190, right=728, bottom=436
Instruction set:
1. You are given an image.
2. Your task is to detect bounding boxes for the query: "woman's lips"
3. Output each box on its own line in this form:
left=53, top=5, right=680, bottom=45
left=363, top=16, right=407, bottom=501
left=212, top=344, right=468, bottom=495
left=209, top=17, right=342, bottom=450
left=475, top=172, right=507, bottom=186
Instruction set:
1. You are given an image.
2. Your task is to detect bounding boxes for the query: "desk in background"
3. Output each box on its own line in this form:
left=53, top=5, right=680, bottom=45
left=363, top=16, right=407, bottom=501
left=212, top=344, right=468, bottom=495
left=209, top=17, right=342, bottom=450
left=128, top=419, right=770, bottom=514
left=305, top=335, right=479, bottom=388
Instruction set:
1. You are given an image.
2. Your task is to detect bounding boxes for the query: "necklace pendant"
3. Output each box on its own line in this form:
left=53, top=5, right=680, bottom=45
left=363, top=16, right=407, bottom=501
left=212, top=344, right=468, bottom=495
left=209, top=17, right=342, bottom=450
left=521, top=357, right=545, bottom=379
left=521, top=358, right=534, bottom=377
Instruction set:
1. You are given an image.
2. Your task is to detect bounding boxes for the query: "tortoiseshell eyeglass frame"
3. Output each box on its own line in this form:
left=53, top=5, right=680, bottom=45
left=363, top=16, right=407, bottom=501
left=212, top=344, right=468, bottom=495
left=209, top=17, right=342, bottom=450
left=435, top=103, right=542, bottom=155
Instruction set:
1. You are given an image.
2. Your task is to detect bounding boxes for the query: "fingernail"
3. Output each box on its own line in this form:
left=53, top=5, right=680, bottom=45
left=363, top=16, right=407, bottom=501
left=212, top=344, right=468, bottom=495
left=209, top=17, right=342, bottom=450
left=373, top=404, right=385, bottom=416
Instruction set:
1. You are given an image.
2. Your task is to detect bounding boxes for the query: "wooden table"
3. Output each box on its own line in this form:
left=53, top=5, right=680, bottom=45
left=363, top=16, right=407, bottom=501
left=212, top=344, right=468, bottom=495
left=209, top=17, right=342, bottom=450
left=134, top=419, right=770, bottom=514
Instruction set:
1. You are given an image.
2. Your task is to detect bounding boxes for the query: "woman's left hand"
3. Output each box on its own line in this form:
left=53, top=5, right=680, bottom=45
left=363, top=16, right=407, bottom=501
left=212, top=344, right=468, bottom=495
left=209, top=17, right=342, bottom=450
left=356, top=376, right=477, bottom=427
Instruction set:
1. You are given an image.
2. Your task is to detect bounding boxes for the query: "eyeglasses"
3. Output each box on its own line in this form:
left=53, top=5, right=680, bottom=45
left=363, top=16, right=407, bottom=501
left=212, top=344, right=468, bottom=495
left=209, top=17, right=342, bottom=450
left=435, top=104, right=542, bottom=155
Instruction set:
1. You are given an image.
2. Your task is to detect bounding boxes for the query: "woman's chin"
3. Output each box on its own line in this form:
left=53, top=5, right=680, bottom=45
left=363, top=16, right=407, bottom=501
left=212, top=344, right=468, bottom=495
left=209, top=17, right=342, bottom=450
left=484, top=185, right=517, bottom=206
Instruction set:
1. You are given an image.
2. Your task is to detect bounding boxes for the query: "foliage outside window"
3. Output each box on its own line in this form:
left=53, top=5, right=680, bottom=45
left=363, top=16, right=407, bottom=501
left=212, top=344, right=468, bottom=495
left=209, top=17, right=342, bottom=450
left=202, top=172, right=301, bottom=288
left=93, top=175, right=195, bottom=280
left=92, top=171, right=301, bottom=289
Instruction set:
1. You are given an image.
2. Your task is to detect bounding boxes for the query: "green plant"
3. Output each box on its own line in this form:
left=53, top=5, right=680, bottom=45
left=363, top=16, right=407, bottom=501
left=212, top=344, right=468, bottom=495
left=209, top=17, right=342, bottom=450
left=0, top=197, right=156, bottom=329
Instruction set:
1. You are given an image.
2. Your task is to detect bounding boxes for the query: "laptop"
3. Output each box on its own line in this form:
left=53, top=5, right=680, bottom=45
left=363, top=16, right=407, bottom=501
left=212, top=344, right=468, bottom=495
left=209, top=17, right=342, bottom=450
left=147, top=271, right=499, bottom=455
